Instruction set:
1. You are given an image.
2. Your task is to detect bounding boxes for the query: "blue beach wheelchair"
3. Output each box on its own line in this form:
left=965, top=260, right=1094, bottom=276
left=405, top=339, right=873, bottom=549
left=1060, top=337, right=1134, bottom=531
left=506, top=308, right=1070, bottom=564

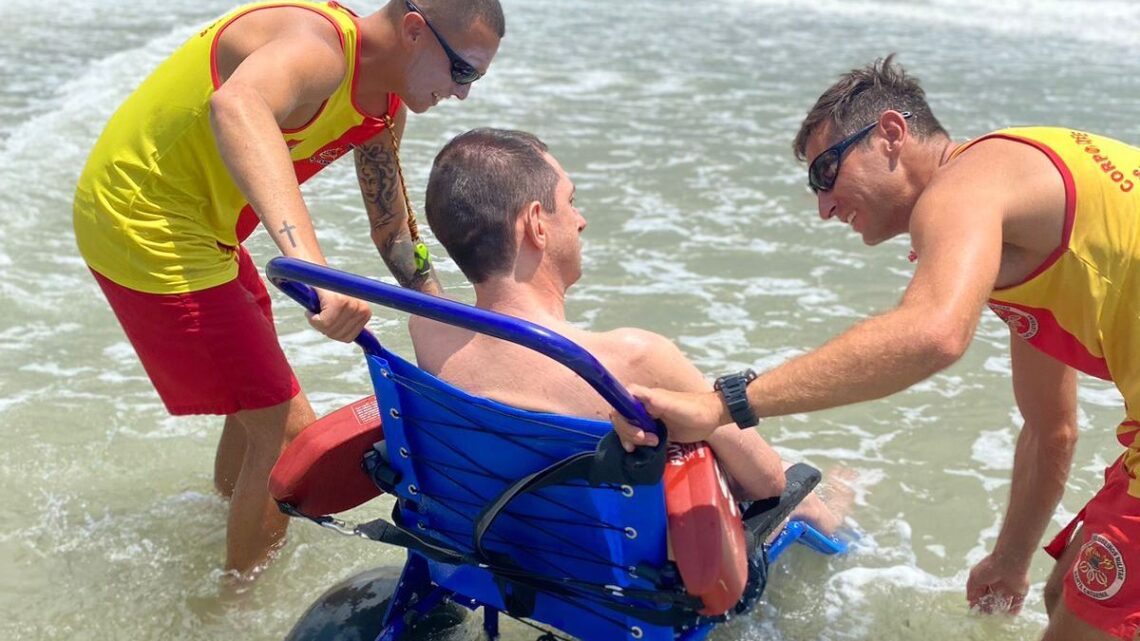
left=266, top=258, right=847, bottom=641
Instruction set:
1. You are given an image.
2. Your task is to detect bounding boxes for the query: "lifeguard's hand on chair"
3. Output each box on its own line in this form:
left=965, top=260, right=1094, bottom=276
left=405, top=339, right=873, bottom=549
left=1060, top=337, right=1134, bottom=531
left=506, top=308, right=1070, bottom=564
left=612, top=385, right=728, bottom=452
left=308, top=289, right=372, bottom=343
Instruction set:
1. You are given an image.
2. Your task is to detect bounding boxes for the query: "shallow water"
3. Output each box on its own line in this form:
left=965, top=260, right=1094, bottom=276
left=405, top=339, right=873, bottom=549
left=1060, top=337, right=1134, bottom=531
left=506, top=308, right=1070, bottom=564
left=2, top=0, right=1139, bottom=639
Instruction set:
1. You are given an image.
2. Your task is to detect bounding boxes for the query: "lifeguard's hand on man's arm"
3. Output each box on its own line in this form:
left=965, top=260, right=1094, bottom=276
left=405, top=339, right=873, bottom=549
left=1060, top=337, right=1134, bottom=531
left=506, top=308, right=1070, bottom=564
left=209, top=15, right=370, bottom=342
left=354, top=106, right=443, bottom=296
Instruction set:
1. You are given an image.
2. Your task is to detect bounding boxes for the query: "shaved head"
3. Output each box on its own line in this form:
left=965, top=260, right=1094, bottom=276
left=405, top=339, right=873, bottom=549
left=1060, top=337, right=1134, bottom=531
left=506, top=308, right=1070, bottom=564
left=397, top=0, right=505, bottom=37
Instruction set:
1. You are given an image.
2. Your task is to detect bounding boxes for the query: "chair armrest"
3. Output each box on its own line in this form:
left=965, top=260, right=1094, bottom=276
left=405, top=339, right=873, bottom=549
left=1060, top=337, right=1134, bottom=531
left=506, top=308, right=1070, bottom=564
left=741, top=463, right=821, bottom=546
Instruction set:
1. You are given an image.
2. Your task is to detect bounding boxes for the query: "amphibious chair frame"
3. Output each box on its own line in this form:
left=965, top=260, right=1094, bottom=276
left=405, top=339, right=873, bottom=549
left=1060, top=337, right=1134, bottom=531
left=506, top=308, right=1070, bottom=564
left=267, top=258, right=846, bottom=641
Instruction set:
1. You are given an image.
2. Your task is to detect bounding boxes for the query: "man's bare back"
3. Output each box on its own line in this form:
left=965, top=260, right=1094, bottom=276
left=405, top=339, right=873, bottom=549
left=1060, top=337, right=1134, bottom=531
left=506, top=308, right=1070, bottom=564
left=413, top=314, right=676, bottom=420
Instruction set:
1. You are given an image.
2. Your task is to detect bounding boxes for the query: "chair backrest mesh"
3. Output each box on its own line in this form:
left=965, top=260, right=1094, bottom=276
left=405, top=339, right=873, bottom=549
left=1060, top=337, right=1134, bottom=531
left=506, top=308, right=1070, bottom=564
left=367, top=348, right=680, bottom=641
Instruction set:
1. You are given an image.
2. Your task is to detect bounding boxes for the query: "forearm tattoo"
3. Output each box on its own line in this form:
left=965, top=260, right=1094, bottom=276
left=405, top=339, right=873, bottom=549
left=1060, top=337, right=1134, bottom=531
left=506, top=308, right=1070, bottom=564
left=354, top=143, right=441, bottom=294
left=355, top=142, right=400, bottom=230
left=277, top=220, right=298, bottom=248
left=383, top=227, right=442, bottom=293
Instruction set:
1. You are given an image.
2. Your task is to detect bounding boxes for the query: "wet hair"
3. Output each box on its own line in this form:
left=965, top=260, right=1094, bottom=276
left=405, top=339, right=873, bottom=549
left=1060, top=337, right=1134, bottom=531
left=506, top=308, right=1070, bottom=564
left=793, top=54, right=948, bottom=162
left=425, top=128, right=559, bottom=283
left=406, top=0, right=506, bottom=38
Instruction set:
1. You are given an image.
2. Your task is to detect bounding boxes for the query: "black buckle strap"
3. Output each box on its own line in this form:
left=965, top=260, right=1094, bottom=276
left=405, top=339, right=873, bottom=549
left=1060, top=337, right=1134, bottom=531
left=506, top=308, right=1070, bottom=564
left=363, top=440, right=400, bottom=493
left=473, top=429, right=668, bottom=564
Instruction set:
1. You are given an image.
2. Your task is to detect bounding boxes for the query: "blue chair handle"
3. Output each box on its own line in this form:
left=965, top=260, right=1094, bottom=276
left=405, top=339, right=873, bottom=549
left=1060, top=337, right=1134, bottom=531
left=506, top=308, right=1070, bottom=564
left=272, top=274, right=387, bottom=355
left=266, top=257, right=661, bottom=436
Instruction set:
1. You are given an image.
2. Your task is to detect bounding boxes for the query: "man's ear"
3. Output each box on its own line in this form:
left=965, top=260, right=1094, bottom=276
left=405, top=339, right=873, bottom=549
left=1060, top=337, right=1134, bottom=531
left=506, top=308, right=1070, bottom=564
left=520, top=200, right=546, bottom=250
left=879, top=110, right=909, bottom=153
left=401, top=10, right=427, bottom=47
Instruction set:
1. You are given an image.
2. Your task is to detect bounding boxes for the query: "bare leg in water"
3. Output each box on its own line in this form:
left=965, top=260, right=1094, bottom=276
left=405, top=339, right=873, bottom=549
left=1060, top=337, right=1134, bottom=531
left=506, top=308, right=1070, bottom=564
left=788, top=466, right=857, bottom=537
left=219, top=392, right=314, bottom=578
left=214, top=415, right=245, bottom=499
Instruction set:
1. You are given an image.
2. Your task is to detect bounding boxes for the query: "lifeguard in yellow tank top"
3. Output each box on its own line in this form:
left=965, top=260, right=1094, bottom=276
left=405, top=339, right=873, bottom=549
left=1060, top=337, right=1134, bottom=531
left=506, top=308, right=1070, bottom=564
left=69, top=0, right=502, bottom=576
left=74, top=0, right=401, bottom=295
left=950, top=127, right=1140, bottom=495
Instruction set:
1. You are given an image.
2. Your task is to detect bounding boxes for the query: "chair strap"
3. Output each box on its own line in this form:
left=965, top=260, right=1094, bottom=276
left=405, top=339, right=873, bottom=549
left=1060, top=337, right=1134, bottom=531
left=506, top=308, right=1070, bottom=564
left=278, top=499, right=702, bottom=621
left=473, top=430, right=667, bottom=564
left=473, top=451, right=595, bottom=563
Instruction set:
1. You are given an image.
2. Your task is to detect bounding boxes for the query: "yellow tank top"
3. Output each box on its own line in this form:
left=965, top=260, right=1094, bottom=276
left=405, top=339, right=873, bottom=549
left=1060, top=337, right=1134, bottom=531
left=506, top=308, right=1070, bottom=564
left=73, top=0, right=401, bottom=294
left=952, top=128, right=1140, bottom=494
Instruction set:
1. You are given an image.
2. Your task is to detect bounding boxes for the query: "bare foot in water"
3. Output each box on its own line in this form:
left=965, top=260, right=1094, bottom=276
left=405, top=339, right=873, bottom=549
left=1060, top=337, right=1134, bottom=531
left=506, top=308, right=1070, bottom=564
left=788, top=465, right=857, bottom=537
left=217, top=539, right=286, bottom=599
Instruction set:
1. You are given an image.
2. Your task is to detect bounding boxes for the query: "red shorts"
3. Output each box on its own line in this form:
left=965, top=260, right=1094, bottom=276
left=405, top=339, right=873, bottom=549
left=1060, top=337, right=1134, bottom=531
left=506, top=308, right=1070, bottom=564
left=90, top=248, right=300, bottom=415
left=1046, top=456, right=1140, bottom=639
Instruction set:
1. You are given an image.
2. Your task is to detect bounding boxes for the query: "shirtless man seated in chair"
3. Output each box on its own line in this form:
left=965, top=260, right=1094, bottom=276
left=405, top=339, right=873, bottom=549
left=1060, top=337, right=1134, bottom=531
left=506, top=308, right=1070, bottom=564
left=409, top=127, right=848, bottom=531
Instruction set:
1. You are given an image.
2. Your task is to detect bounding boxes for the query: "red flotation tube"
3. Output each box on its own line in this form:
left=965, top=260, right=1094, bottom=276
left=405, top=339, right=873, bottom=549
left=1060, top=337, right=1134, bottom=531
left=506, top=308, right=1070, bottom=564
left=269, top=395, right=385, bottom=516
left=664, top=441, right=748, bottom=616
left=270, top=397, right=747, bottom=615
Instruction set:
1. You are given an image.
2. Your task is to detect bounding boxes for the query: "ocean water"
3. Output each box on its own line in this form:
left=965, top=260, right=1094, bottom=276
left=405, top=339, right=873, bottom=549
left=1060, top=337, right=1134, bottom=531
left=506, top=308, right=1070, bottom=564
left=1, top=0, right=1138, bottom=639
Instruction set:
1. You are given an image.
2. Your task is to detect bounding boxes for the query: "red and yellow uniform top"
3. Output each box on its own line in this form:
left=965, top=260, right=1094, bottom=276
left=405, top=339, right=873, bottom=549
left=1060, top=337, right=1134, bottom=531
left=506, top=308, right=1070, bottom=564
left=951, top=128, right=1140, bottom=494
left=73, top=0, right=400, bottom=294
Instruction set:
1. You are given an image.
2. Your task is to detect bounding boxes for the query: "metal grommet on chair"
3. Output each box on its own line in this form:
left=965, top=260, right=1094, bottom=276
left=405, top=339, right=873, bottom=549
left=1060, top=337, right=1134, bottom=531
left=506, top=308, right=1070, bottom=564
left=630, top=626, right=644, bottom=639
left=390, top=408, right=401, bottom=419
left=624, top=527, right=637, bottom=540
left=620, top=484, right=634, bottom=498
left=399, top=447, right=409, bottom=458
left=408, top=484, right=419, bottom=495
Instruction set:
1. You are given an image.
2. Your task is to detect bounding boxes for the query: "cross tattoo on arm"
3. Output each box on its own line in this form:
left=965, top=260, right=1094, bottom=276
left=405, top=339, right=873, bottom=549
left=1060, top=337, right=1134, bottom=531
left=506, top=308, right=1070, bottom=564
left=278, top=221, right=298, bottom=248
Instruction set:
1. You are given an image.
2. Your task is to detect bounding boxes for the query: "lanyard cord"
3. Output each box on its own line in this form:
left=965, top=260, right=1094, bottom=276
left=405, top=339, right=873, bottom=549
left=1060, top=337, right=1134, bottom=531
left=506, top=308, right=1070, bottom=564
left=381, top=114, right=431, bottom=274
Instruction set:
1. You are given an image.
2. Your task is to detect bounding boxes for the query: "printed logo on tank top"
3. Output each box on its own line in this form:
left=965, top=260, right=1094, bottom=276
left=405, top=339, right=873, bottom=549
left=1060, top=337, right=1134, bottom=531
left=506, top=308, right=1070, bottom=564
left=199, top=19, right=222, bottom=38
left=309, top=144, right=354, bottom=167
left=1073, top=533, right=1127, bottom=601
left=988, top=302, right=1039, bottom=340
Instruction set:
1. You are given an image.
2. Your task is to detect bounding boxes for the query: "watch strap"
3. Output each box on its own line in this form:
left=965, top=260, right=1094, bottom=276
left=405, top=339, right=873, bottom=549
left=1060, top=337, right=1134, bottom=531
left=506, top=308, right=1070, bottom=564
left=714, top=369, right=759, bottom=428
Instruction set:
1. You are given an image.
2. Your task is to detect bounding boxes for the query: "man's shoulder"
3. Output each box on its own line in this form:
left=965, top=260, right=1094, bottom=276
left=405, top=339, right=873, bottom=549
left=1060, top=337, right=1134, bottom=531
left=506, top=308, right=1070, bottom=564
left=585, top=326, right=682, bottom=373
left=408, top=313, right=467, bottom=343
left=945, top=130, right=1071, bottom=178
left=591, top=326, right=672, bottom=354
left=408, top=314, right=464, bottom=375
left=218, top=3, right=347, bottom=54
left=925, top=132, right=1069, bottom=215
left=586, top=326, right=707, bottom=392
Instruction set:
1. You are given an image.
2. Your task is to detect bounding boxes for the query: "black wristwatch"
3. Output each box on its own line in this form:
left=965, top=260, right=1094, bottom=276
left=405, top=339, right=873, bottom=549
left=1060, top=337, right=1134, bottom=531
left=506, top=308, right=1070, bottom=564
left=713, top=369, right=759, bottom=428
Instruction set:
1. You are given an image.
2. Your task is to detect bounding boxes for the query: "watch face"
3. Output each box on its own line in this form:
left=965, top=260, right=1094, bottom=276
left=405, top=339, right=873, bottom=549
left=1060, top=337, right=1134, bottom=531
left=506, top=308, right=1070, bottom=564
left=714, top=374, right=732, bottom=391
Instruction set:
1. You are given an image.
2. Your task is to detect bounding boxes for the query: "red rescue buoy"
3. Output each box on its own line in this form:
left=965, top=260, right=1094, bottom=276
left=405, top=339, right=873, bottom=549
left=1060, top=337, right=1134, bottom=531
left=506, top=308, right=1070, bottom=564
left=269, top=395, right=385, bottom=516
left=664, top=441, right=748, bottom=616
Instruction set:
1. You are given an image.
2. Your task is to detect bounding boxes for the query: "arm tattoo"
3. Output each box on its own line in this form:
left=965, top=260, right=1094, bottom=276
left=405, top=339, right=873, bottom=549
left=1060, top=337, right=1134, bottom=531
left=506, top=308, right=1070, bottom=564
left=278, top=220, right=298, bottom=248
left=354, top=143, right=442, bottom=294
left=382, top=227, right=441, bottom=293
left=354, top=142, right=400, bottom=231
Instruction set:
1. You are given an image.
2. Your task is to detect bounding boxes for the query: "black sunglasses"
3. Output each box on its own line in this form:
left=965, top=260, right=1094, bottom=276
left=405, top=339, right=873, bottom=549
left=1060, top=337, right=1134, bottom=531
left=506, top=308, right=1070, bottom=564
left=405, top=0, right=483, bottom=85
left=808, top=111, right=912, bottom=194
